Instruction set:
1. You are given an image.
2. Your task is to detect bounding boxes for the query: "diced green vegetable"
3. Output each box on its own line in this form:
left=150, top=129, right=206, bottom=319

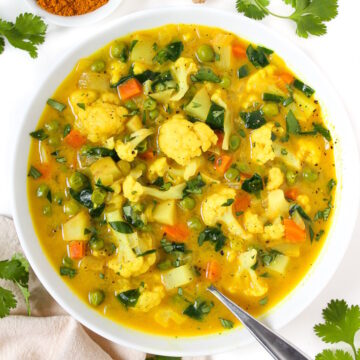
left=88, top=290, right=105, bottom=306
left=36, top=184, right=49, bottom=198
left=237, top=65, right=249, bottom=78
left=153, top=41, right=184, bottom=64
left=242, top=173, right=263, bottom=193
left=219, top=318, right=234, bottom=329
left=229, top=134, right=241, bottom=151
left=293, top=79, right=315, bottom=97
left=240, top=110, right=266, bottom=129
left=183, top=299, right=213, bottom=320
left=206, top=102, right=225, bottom=130
left=116, top=288, right=140, bottom=307
left=69, top=172, right=90, bottom=192
left=47, top=99, right=66, bottom=112
left=191, top=68, right=221, bottom=83
left=30, top=129, right=48, bottom=140
left=198, top=226, right=226, bottom=252
left=109, top=221, right=133, bottom=234
left=246, top=45, right=272, bottom=68
left=225, top=167, right=239, bottom=181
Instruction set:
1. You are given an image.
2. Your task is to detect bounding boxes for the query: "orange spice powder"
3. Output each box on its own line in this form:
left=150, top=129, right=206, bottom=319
left=37, top=0, right=109, bottom=16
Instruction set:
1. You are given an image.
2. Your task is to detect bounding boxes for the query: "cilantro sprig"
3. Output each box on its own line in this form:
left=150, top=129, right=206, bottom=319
left=0, top=254, right=31, bottom=318
left=0, top=13, right=47, bottom=58
left=314, top=299, right=360, bottom=359
left=235, top=0, right=338, bottom=38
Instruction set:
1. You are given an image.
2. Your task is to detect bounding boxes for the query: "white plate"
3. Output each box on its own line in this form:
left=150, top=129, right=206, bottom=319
left=12, top=6, right=360, bottom=357
left=25, top=0, right=122, bottom=27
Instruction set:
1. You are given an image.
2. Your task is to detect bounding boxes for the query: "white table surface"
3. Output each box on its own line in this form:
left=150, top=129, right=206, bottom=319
left=1, top=0, right=360, bottom=359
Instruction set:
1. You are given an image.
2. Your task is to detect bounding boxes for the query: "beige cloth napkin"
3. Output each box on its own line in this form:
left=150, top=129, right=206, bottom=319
left=0, top=216, right=208, bottom=360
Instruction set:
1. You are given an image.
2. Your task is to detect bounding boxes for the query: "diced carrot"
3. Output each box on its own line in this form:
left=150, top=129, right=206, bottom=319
left=232, top=43, right=246, bottom=58
left=206, top=260, right=221, bottom=281
left=214, top=155, right=232, bottom=175
left=64, top=129, right=87, bottom=149
left=37, top=163, right=51, bottom=180
left=215, top=130, right=224, bottom=147
left=139, top=150, right=155, bottom=161
left=279, top=72, right=294, bottom=85
left=284, top=219, right=306, bottom=243
left=162, top=224, right=190, bottom=242
left=233, top=193, right=251, bottom=214
left=285, top=188, right=299, bottom=201
left=118, top=78, right=142, bottom=100
left=69, top=241, right=86, bottom=259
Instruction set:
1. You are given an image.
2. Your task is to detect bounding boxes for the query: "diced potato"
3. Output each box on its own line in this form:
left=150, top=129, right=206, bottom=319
left=150, top=89, right=175, bottom=104
left=292, top=90, right=317, bottom=122
left=266, top=189, right=289, bottom=220
left=110, top=180, right=122, bottom=194
left=266, top=254, right=289, bottom=274
left=62, top=212, right=90, bottom=241
left=273, top=143, right=301, bottom=171
left=105, top=209, right=122, bottom=222
left=106, top=194, right=125, bottom=211
left=90, top=157, right=122, bottom=186
left=217, top=45, right=231, bottom=70
left=161, top=264, right=194, bottom=290
left=184, top=87, right=211, bottom=121
left=130, top=40, right=156, bottom=65
left=126, top=115, right=143, bottom=133
left=79, top=256, right=105, bottom=271
left=152, top=200, right=177, bottom=225
left=272, top=243, right=300, bottom=257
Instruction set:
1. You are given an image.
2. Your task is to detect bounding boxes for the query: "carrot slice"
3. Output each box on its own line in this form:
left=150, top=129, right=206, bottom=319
left=232, top=43, right=246, bottom=58
left=233, top=193, right=251, bottom=213
left=206, top=260, right=221, bottom=281
left=69, top=241, right=86, bottom=259
left=215, top=130, right=224, bottom=147
left=214, top=155, right=232, bottom=175
left=118, top=78, right=142, bottom=100
left=284, top=219, right=306, bottom=243
left=285, top=188, right=299, bottom=201
left=279, top=72, right=294, bottom=85
left=162, top=224, right=190, bottom=242
left=37, top=164, right=51, bottom=180
left=139, top=149, right=155, bottom=161
left=64, top=129, right=87, bottom=149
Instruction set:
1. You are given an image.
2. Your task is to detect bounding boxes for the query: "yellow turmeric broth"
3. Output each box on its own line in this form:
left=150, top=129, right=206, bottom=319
left=27, top=24, right=336, bottom=336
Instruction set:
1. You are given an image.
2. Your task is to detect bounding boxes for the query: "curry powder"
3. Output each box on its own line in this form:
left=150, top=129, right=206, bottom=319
left=37, top=0, right=109, bottom=16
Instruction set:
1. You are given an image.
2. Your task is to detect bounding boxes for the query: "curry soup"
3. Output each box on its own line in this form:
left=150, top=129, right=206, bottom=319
left=27, top=24, right=336, bottom=336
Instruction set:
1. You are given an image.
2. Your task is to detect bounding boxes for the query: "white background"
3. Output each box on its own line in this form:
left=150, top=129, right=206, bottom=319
left=1, top=0, right=360, bottom=359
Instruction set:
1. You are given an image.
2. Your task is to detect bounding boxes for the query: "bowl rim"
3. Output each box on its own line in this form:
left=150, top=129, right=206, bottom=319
left=12, top=6, right=360, bottom=357
left=24, top=0, right=122, bottom=27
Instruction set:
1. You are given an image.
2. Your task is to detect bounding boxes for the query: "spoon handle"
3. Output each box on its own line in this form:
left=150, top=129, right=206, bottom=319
left=207, top=285, right=311, bottom=360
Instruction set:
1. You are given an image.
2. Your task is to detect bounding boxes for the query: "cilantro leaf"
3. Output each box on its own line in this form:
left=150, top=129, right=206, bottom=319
left=293, top=14, right=327, bottom=38
left=315, top=349, right=353, bottom=360
left=0, top=37, right=4, bottom=54
left=0, top=287, right=17, bottom=318
left=235, top=0, right=270, bottom=20
left=300, top=0, right=339, bottom=22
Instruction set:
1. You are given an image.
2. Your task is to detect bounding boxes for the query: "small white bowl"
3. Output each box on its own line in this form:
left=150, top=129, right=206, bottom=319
left=24, top=0, right=122, bottom=27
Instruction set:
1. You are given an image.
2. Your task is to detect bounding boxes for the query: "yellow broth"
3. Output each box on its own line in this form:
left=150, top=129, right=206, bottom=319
left=27, top=24, right=336, bottom=336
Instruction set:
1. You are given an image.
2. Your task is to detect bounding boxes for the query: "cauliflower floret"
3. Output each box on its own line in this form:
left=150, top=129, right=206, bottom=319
left=70, top=90, right=129, bottom=143
left=108, top=60, right=128, bottom=85
left=250, top=123, right=275, bottom=165
left=297, top=194, right=311, bottom=213
left=158, top=115, right=217, bottom=166
left=266, top=189, right=289, bottom=220
left=211, top=90, right=232, bottom=151
left=266, top=167, right=284, bottom=190
left=123, top=174, right=186, bottom=203
left=134, top=285, right=165, bottom=312
left=132, top=62, right=148, bottom=75
left=115, top=128, right=154, bottom=162
left=170, top=57, right=198, bottom=101
left=168, top=157, right=204, bottom=182
left=243, top=210, right=263, bottom=234
left=201, top=187, right=252, bottom=240
left=263, top=217, right=285, bottom=241
left=228, top=249, right=268, bottom=297
left=147, top=158, right=169, bottom=182
left=296, top=138, right=321, bottom=166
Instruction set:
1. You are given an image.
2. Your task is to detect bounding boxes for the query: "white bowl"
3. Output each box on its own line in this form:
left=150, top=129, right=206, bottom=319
left=25, top=0, right=122, bottom=27
left=12, top=6, right=360, bottom=357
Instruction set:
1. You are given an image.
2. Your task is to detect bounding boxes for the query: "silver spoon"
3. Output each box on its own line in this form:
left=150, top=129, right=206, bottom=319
left=207, top=285, right=311, bottom=360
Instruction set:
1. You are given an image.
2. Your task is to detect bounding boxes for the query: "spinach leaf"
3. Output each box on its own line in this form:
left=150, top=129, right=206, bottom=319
left=69, top=188, right=93, bottom=209
left=151, top=70, right=173, bottom=91
left=60, top=266, right=76, bottom=278
left=314, top=207, right=331, bottom=221
left=160, top=238, right=186, bottom=253
left=258, top=249, right=281, bottom=266
left=122, top=204, right=145, bottom=229
left=183, top=174, right=206, bottom=196
left=241, top=173, right=263, bottom=193
left=116, top=288, right=140, bottom=307
left=219, top=318, right=234, bottom=329
left=29, top=129, right=48, bottom=140
left=293, top=79, right=315, bottom=97
left=286, top=110, right=301, bottom=135
left=89, top=203, right=105, bottom=218
left=28, top=166, right=42, bottom=179
left=221, top=199, right=234, bottom=207
left=206, top=102, right=225, bottom=130
left=198, top=226, right=227, bottom=252
left=240, top=110, right=266, bottom=129
left=134, top=69, right=160, bottom=83
left=95, top=179, right=114, bottom=193
left=135, top=249, right=156, bottom=257
left=63, top=124, right=71, bottom=137
left=289, top=204, right=312, bottom=222
left=237, top=65, right=249, bottom=78
left=246, top=45, right=272, bottom=68
left=152, top=177, right=172, bottom=191
left=153, top=41, right=184, bottom=64
left=109, top=221, right=134, bottom=234
left=183, top=299, right=214, bottom=320
left=85, top=147, right=119, bottom=161
left=313, top=123, right=332, bottom=141
left=191, top=68, right=221, bottom=83
left=47, top=98, right=66, bottom=112
left=327, top=179, right=336, bottom=193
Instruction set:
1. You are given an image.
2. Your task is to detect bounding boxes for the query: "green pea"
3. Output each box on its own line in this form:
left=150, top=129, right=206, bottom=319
left=69, top=172, right=90, bottom=191
left=91, top=188, right=106, bottom=207
left=48, top=135, right=61, bottom=147
left=220, top=76, right=231, bottom=89
left=36, top=184, right=49, bottom=198
left=53, top=192, right=63, bottom=205
left=111, top=42, right=128, bottom=61
left=262, top=103, right=279, bottom=117
left=44, top=120, right=59, bottom=132
left=124, top=99, right=137, bottom=111
left=229, top=134, right=241, bottom=151
left=187, top=217, right=203, bottom=231
left=149, top=109, right=159, bottom=120
left=143, top=98, right=157, bottom=111
left=89, top=237, right=105, bottom=251
left=91, top=59, right=106, bottom=73
left=196, top=44, right=215, bottom=62
left=303, top=168, right=318, bottom=182
left=225, top=167, right=240, bottom=181
left=88, top=290, right=105, bottom=306
left=42, top=204, right=52, bottom=216
left=117, top=160, right=131, bottom=176
left=64, top=200, right=80, bottom=216
left=286, top=170, right=297, bottom=185
left=62, top=256, right=73, bottom=267
left=180, top=197, right=196, bottom=210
